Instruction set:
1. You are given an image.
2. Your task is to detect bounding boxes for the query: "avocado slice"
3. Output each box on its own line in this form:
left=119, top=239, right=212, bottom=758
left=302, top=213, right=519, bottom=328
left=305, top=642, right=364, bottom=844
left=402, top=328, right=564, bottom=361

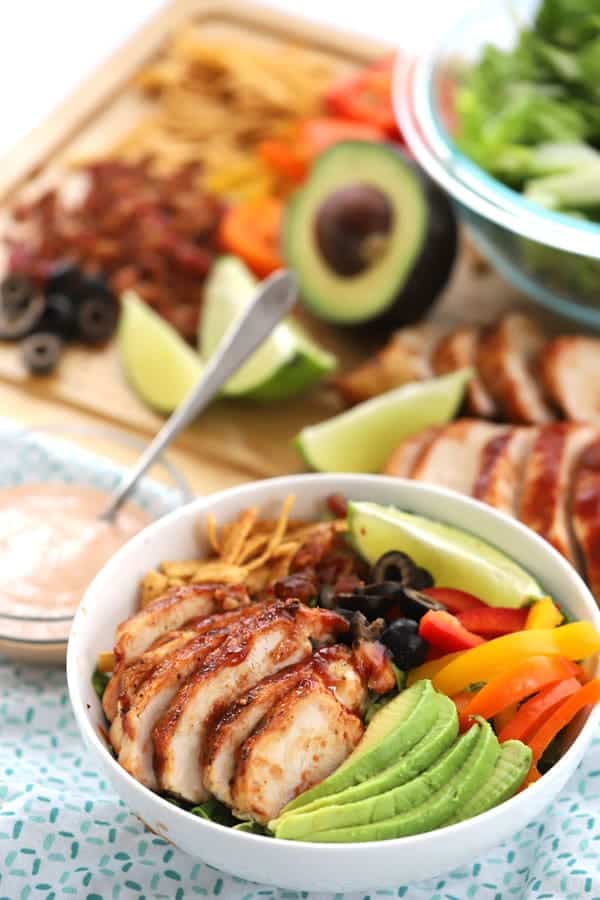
left=303, top=720, right=499, bottom=843
left=284, top=141, right=458, bottom=328
left=274, top=701, right=472, bottom=839
left=275, top=693, right=457, bottom=823
left=348, top=501, right=544, bottom=609
left=445, top=740, right=532, bottom=825
left=280, top=679, right=436, bottom=815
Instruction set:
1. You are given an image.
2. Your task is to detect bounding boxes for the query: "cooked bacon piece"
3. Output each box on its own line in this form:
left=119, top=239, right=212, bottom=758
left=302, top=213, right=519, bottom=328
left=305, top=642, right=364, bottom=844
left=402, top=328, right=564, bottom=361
left=472, top=427, right=537, bottom=516
left=410, top=420, right=508, bottom=496
left=573, top=440, right=600, bottom=601
left=477, top=314, right=554, bottom=424
left=231, top=676, right=363, bottom=823
left=152, top=602, right=349, bottom=802
left=540, top=336, right=600, bottom=424
left=432, top=326, right=498, bottom=418
left=335, top=324, right=440, bottom=405
left=383, top=426, right=442, bottom=478
left=519, top=423, right=596, bottom=566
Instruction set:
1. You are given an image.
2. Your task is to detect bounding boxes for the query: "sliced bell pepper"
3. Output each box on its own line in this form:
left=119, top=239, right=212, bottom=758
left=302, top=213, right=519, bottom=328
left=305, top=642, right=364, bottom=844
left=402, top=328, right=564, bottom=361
left=218, top=197, right=283, bottom=278
left=527, top=678, right=600, bottom=766
left=526, top=597, right=564, bottom=630
left=498, top=677, right=581, bottom=743
left=325, top=54, right=400, bottom=137
left=458, top=655, right=580, bottom=731
left=422, top=587, right=485, bottom=615
left=494, top=703, right=519, bottom=734
left=457, top=606, right=529, bottom=638
left=451, top=689, right=479, bottom=718
left=431, top=622, right=600, bottom=697
left=419, top=609, right=485, bottom=654
left=258, top=139, right=307, bottom=183
left=406, top=650, right=463, bottom=687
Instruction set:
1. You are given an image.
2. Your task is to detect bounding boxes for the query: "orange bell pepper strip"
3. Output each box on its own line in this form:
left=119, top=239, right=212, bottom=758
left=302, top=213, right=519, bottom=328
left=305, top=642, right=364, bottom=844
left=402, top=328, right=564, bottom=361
left=458, top=655, right=580, bottom=731
left=451, top=689, right=478, bottom=718
left=527, top=678, right=600, bottom=766
left=219, top=198, right=283, bottom=278
left=325, top=54, right=400, bottom=137
left=258, top=139, right=307, bottom=183
left=498, top=677, right=581, bottom=743
left=406, top=650, right=463, bottom=687
left=431, top=622, right=600, bottom=697
left=526, top=597, right=564, bottom=630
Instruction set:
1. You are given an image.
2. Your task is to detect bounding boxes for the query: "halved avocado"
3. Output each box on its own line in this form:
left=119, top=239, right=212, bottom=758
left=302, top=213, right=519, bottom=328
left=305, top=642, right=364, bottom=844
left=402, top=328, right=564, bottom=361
left=284, top=141, right=458, bottom=328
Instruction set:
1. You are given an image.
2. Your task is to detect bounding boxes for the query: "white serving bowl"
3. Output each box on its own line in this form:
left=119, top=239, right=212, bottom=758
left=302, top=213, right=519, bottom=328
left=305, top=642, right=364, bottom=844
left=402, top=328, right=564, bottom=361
left=67, top=475, right=600, bottom=892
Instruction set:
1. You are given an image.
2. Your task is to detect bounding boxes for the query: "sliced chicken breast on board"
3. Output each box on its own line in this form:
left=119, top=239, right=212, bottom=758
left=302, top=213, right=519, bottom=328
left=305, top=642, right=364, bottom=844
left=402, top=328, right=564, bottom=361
left=519, top=423, right=596, bottom=566
left=540, top=336, right=600, bottom=424
left=477, top=313, right=554, bottom=424
left=573, top=440, right=600, bottom=602
left=410, top=419, right=508, bottom=496
left=231, top=676, right=364, bottom=824
left=335, top=324, right=441, bottom=405
left=472, top=427, right=537, bottom=516
left=152, top=602, right=349, bottom=803
left=431, top=326, right=498, bottom=419
left=383, top=426, right=442, bottom=478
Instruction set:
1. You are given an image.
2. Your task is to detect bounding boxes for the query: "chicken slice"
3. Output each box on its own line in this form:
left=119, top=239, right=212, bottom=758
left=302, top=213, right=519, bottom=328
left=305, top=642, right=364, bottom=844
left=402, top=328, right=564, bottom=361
left=540, top=336, right=600, bottom=424
left=335, top=324, right=440, bottom=405
left=472, top=427, right=537, bottom=516
left=383, top=426, right=442, bottom=478
left=410, top=420, right=507, bottom=495
left=432, top=326, right=498, bottom=419
left=203, top=644, right=369, bottom=806
left=573, top=440, right=600, bottom=603
left=231, top=676, right=364, bottom=823
left=519, top=423, right=596, bottom=566
left=152, top=602, right=349, bottom=802
left=477, top=313, right=554, bottom=424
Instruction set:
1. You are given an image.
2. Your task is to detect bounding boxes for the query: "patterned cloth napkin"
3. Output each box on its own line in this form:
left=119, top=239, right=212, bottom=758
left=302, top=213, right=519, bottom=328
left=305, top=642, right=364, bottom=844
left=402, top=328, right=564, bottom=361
left=1, top=658, right=599, bottom=900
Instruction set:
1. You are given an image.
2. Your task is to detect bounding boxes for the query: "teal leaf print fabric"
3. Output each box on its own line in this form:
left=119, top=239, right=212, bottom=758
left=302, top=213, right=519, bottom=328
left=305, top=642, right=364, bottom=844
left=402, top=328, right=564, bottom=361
left=1, top=658, right=599, bottom=900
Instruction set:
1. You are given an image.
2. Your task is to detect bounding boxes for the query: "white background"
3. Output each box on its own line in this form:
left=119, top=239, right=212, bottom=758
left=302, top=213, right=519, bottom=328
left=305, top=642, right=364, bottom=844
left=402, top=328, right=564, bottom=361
left=0, top=0, right=474, bottom=159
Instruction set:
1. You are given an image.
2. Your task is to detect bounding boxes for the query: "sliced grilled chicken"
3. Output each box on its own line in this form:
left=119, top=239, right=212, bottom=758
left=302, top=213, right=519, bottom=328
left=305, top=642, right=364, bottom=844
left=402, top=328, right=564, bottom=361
left=540, top=336, right=600, bottom=424
left=519, top=423, right=596, bottom=566
left=410, top=420, right=507, bottom=495
left=573, top=440, right=600, bottom=601
left=472, top=427, right=537, bottom=516
left=383, top=426, right=441, bottom=478
left=335, top=324, right=439, bottom=405
left=152, top=602, right=349, bottom=802
left=477, top=313, right=554, bottom=424
left=432, top=326, right=498, bottom=418
left=231, top=676, right=364, bottom=823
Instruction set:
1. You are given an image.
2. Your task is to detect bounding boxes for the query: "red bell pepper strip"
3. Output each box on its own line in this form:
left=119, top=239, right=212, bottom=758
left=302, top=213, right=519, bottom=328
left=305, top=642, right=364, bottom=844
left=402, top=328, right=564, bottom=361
left=325, top=54, right=400, bottom=137
left=419, top=610, right=485, bottom=655
left=498, top=677, right=581, bottom=743
left=422, top=587, right=486, bottom=615
left=451, top=689, right=478, bottom=718
left=458, top=655, right=580, bottom=731
left=527, top=678, right=600, bottom=765
left=457, top=606, right=529, bottom=638
left=258, top=139, right=307, bottom=183
left=219, top=198, right=283, bottom=278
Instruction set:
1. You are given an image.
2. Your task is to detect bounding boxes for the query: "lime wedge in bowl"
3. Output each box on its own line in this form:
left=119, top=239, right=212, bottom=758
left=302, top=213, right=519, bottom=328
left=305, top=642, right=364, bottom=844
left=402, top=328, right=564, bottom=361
left=118, top=291, right=203, bottom=413
left=295, top=368, right=472, bottom=473
left=200, top=256, right=336, bottom=399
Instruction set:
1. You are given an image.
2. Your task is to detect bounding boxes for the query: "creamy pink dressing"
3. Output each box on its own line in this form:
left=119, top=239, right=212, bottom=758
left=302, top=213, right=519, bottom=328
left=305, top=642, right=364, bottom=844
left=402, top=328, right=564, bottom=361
left=0, top=484, right=149, bottom=642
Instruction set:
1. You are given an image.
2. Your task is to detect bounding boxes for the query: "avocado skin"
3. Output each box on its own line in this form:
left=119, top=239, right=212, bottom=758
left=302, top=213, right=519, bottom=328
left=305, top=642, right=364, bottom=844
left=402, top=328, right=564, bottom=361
left=274, top=703, right=473, bottom=839
left=280, top=680, right=436, bottom=816
left=297, top=720, right=499, bottom=843
left=275, top=693, right=457, bottom=822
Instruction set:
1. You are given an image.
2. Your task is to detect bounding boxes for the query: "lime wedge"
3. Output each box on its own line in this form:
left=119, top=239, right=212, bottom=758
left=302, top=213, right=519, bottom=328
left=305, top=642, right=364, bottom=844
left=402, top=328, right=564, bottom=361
left=295, top=369, right=472, bottom=473
left=118, top=291, right=203, bottom=413
left=348, top=501, right=543, bottom=608
left=200, top=256, right=335, bottom=399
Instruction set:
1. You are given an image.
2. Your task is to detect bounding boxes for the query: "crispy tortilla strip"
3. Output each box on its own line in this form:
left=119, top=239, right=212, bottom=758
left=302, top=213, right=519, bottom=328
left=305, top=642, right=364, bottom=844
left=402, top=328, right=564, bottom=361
left=221, top=507, right=258, bottom=564
left=246, top=494, right=295, bottom=571
left=161, top=561, right=205, bottom=579
left=237, top=533, right=270, bottom=566
left=206, top=514, right=220, bottom=554
left=140, top=570, right=169, bottom=608
left=191, top=561, right=248, bottom=584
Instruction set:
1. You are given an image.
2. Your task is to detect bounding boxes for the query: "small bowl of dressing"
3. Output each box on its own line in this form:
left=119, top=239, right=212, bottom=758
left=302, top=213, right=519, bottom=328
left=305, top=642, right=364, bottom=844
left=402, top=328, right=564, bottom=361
left=0, top=422, right=192, bottom=664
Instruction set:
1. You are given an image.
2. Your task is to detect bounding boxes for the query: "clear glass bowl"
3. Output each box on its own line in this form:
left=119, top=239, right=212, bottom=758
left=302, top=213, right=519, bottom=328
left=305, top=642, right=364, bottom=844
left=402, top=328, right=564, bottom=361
left=395, top=0, right=600, bottom=327
left=0, top=422, right=192, bottom=664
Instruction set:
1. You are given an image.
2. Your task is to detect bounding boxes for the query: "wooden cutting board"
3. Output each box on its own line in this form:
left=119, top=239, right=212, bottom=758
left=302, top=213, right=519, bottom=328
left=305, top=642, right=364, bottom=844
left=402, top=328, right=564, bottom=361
left=0, top=0, right=528, bottom=483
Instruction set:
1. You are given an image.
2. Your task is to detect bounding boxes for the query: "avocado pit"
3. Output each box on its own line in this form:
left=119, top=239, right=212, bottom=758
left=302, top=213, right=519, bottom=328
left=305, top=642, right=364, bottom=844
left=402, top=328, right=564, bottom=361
left=315, top=183, right=394, bottom=277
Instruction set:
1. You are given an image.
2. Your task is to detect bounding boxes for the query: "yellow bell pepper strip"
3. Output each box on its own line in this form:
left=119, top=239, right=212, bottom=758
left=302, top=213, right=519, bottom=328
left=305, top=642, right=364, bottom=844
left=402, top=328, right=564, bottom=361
left=406, top=650, right=463, bottom=686
left=457, top=655, right=580, bottom=731
left=431, top=622, right=600, bottom=697
left=526, top=597, right=564, bottom=630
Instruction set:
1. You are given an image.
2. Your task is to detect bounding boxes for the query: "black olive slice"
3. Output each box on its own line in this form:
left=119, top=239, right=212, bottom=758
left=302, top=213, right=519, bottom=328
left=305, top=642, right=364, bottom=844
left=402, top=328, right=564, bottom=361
left=37, top=293, right=78, bottom=340
left=0, top=293, right=46, bottom=340
left=21, top=332, right=63, bottom=375
left=380, top=617, right=429, bottom=669
left=76, top=295, right=119, bottom=344
left=0, top=273, right=35, bottom=316
left=372, top=551, right=434, bottom=590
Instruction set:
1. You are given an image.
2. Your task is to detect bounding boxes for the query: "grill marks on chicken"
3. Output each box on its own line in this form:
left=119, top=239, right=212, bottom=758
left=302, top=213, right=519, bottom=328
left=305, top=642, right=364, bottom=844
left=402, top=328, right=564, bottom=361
left=410, top=420, right=507, bottom=495
left=573, top=440, right=600, bottom=601
left=432, top=326, right=498, bottom=419
left=473, top=427, right=538, bottom=516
